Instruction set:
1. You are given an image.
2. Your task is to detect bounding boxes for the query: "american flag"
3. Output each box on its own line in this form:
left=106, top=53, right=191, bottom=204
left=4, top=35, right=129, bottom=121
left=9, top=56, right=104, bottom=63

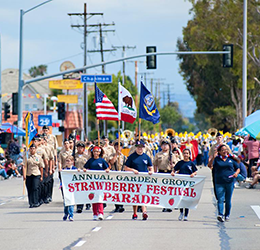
left=95, top=83, right=118, bottom=121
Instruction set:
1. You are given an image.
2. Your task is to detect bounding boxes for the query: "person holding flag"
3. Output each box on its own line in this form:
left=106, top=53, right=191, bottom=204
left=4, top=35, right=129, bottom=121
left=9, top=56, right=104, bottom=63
left=23, top=112, right=42, bottom=208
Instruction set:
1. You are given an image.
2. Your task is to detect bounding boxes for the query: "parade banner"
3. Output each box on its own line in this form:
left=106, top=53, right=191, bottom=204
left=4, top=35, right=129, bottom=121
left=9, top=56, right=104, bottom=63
left=61, top=171, right=206, bottom=209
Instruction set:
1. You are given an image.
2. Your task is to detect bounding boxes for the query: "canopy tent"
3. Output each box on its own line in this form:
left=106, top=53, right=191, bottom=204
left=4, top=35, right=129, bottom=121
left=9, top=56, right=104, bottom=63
left=245, top=110, right=260, bottom=127
left=0, top=123, right=26, bottom=136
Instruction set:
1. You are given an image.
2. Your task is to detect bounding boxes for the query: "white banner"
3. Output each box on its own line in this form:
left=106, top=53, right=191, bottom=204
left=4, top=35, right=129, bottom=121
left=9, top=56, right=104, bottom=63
left=61, top=171, right=206, bottom=209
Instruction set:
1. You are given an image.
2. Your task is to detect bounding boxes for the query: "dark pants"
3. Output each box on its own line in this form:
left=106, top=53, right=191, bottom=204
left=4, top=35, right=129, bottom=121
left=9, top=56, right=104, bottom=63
left=248, top=158, right=258, bottom=177
left=26, top=175, right=41, bottom=206
left=180, top=208, right=189, bottom=216
left=196, top=154, right=203, bottom=166
left=48, top=174, right=54, bottom=199
left=40, top=169, right=49, bottom=202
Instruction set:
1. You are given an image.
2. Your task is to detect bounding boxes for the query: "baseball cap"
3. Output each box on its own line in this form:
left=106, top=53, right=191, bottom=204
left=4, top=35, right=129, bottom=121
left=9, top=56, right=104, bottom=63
left=135, top=140, right=145, bottom=147
left=42, top=125, right=49, bottom=130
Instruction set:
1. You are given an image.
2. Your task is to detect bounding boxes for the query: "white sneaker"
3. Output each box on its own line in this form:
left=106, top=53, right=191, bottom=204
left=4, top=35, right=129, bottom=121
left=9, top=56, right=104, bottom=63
left=184, top=216, right=188, bottom=221
left=234, top=182, right=239, bottom=188
left=178, top=213, right=183, bottom=221
left=9, top=174, right=14, bottom=179
left=93, top=215, right=98, bottom=221
left=98, top=214, right=104, bottom=220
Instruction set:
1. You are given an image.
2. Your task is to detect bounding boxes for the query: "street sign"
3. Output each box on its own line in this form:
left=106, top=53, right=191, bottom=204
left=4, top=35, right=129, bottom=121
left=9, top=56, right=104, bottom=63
left=81, top=75, right=112, bottom=83
left=57, top=95, right=78, bottom=104
left=49, top=79, right=83, bottom=89
left=38, top=115, right=52, bottom=126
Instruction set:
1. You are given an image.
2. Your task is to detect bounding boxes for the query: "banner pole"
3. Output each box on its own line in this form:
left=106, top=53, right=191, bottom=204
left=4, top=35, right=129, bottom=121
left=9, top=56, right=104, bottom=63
left=117, top=120, right=121, bottom=170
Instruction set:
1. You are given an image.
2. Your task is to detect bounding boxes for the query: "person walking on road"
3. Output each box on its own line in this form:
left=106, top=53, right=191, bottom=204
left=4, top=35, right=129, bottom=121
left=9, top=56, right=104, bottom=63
left=84, top=146, right=110, bottom=221
left=23, top=144, right=44, bottom=208
left=171, top=148, right=197, bottom=221
left=124, top=140, right=154, bottom=221
left=211, top=144, right=240, bottom=222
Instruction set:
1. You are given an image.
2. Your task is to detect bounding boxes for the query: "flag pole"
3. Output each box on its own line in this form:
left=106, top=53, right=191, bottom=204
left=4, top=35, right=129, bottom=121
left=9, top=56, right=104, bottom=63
left=97, top=119, right=100, bottom=146
left=138, top=118, right=141, bottom=140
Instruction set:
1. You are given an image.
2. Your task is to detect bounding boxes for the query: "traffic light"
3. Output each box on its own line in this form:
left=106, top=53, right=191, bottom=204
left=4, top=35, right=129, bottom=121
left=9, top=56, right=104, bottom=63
left=223, top=44, right=233, bottom=68
left=146, top=46, right=157, bottom=69
left=57, top=102, right=66, bottom=120
left=12, top=92, right=18, bottom=115
left=4, top=102, right=11, bottom=121
left=59, top=126, right=65, bottom=132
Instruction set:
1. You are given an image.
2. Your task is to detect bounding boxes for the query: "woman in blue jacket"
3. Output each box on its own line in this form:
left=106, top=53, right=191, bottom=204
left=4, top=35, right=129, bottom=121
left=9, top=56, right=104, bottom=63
left=212, top=144, right=240, bottom=222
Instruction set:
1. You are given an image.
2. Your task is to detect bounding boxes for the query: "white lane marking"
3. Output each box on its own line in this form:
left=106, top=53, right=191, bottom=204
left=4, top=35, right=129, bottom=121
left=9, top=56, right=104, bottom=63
left=17, top=197, right=24, bottom=200
left=106, top=215, right=113, bottom=220
left=0, top=203, right=5, bottom=206
left=92, top=227, right=101, bottom=232
left=74, top=240, right=86, bottom=247
left=251, top=205, right=260, bottom=219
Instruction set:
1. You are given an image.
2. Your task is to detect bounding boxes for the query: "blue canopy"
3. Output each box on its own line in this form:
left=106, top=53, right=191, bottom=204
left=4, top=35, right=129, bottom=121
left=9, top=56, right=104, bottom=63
left=0, top=123, right=26, bottom=136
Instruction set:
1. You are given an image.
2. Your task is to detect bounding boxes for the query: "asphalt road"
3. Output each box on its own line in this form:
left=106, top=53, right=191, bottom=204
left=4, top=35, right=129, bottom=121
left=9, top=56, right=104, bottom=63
left=1, top=167, right=260, bottom=250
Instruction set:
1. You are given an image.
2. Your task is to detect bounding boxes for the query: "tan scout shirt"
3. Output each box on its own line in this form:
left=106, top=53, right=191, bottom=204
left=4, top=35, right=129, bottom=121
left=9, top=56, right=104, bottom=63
left=24, top=153, right=44, bottom=176
left=36, top=146, right=48, bottom=161
left=109, top=152, right=126, bottom=171
left=43, top=144, right=54, bottom=160
left=47, top=134, right=58, bottom=151
left=75, top=153, right=90, bottom=170
left=58, top=149, right=73, bottom=169
left=154, top=151, right=175, bottom=171
left=103, top=145, right=116, bottom=161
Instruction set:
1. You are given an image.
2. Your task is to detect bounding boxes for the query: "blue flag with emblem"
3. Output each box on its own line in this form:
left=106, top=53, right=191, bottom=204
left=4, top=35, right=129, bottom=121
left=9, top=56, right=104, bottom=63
left=139, top=81, right=160, bottom=124
left=24, top=112, right=37, bottom=149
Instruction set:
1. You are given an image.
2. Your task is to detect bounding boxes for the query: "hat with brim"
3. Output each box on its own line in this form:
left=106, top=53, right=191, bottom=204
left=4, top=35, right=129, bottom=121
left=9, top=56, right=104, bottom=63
left=135, top=140, right=145, bottom=147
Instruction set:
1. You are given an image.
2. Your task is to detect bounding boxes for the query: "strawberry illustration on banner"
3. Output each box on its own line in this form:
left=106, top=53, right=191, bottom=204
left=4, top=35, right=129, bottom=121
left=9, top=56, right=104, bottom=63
left=118, top=83, right=137, bottom=123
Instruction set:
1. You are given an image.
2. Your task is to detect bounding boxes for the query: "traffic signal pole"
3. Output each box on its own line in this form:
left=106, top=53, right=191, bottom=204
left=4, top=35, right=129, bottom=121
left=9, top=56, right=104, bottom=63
left=21, top=50, right=230, bottom=138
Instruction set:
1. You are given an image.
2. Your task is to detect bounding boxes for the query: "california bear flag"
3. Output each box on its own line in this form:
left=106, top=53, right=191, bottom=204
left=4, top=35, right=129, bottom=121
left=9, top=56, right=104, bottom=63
left=118, top=83, right=137, bottom=123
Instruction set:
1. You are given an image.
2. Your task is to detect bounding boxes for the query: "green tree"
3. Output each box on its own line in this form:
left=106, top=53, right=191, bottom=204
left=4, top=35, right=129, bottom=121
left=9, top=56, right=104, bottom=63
left=177, top=0, right=260, bottom=130
left=28, top=64, right=47, bottom=78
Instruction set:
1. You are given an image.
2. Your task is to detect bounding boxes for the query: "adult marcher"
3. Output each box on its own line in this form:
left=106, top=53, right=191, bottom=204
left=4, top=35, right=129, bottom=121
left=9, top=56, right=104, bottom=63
left=202, top=141, right=209, bottom=166
left=23, top=144, right=44, bottom=208
left=154, top=140, right=176, bottom=212
left=243, top=135, right=260, bottom=177
left=74, top=141, right=90, bottom=213
left=42, top=126, right=58, bottom=167
left=208, top=132, right=231, bottom=199
left=211, top=144, right=240, bottom=222
left=108, top=141, right=127, bottom=213
left=32, top=136, right=49, bottom=204
left=171, top=148, right=197, bottom=221
left=124, top=140, right=154, bottom=220
left=84, top=146, right=110, bottom=220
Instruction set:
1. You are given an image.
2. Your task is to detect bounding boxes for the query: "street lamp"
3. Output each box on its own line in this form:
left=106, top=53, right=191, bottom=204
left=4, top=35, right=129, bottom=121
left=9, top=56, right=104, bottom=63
left=17, top=0, right=52, bottom=145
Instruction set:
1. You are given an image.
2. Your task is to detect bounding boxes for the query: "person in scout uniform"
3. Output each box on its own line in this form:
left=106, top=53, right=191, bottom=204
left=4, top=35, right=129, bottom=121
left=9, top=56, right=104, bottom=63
left=58, top=139, right=73, bottom=171
left=75, top=141, right=91, bottom=213
left=23, top=144, right=44, bottom=208
left=42, top=126, right=58, bottom=166
left=108, top=141, right=127, bottom=213
left=154, top=139, right=176, bottom=213
left=42, top=136, right=55, bottom=203
left=32, top=136, right=49, bottom=205
left=102, top=135, right=116, bottom=162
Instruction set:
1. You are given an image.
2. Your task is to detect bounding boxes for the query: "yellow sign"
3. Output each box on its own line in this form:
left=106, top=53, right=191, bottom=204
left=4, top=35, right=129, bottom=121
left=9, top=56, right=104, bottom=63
left=49, top=79, right=83, bottom=90
left=57, top=95, right=78, bottom=104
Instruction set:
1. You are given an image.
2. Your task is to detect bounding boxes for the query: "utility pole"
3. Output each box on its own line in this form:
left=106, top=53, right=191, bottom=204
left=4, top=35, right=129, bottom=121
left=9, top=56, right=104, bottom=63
left=68, top=6, right=103, bottom=139
left=112, top=45, right=136, bottom=84
left=167, top=84, right=170, bottom=105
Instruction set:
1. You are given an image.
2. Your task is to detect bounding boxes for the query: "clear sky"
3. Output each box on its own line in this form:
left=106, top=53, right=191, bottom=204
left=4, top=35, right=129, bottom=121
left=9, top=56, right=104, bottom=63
left=0, top=0, right=196, bottom=117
